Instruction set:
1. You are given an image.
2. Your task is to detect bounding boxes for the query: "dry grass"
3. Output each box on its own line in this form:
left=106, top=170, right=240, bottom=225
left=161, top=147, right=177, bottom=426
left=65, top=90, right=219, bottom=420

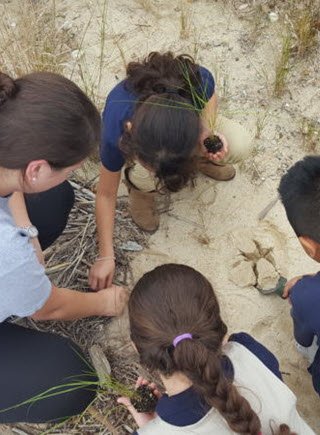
left=289, top=0, right=320, bottom=57
left=0, top=0, right=75, bottom=76
left=180, top=0, right=193, bottom=39
left=135, top=0, right=159, bottom=18
left=255, top=110, right=269, bottom=139
left=273, top=31, right=292, bottom=97
left=300, top=117, right=320, bottom=153
left=0, top=0, right=110, bottom=110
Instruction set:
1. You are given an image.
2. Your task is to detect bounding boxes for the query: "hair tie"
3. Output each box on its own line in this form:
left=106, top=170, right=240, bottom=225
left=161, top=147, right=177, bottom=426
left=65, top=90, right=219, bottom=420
left=173, top=333, right=193, bottom=347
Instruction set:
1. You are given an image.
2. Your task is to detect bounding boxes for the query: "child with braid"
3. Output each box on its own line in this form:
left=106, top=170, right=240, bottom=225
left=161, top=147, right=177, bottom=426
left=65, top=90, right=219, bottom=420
left=118, top=264, right=314, bottom=435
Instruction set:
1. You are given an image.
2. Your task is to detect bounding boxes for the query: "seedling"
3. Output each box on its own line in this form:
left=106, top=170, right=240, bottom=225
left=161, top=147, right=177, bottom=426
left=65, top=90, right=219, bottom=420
left=204, top=135, right=223, bottom=154
left=273, top=31, right=292, bottom=97
left=131, top=385, right=158, bottom=413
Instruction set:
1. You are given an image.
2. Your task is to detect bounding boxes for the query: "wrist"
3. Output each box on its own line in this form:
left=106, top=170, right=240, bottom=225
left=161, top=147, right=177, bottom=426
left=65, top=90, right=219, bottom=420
left=96, top=255, right=115, bottom=262
left=19, top=224, right=39, bottom=239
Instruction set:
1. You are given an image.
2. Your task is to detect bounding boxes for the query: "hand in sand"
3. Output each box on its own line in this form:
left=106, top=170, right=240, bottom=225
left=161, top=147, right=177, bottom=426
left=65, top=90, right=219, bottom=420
left=117, top=377, right=161, bottom=428
left=89, top=258, right=115, bottom=290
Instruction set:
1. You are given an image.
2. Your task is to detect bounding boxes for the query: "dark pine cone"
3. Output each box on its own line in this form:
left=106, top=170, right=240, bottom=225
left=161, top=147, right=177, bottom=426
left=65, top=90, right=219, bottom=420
left=131, top=385, right=158, bottom=413
left=204, top=135, right=223, bottom=154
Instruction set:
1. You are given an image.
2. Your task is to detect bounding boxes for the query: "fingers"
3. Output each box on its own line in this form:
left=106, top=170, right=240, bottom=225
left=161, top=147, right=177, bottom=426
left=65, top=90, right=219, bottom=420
left=90, top=277, right=98, bottom=291
left=117, top=396, right=131, bottom=407
left=106, top=271, right=114, bottom=288
left=98, top=277, right=107, bottom=291
left=282, top=284, right=290, bottom=299
left=117, top=397, right=142, bottom=424
left=134, top=377, right=161, bottom=398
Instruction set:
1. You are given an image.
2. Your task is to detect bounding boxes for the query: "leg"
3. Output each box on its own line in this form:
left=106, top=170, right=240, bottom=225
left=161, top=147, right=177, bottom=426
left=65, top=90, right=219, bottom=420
left=198, top=114, right=254, bottom=180
left=124, top=164, right=160, bottom=232
left=25, top=181, right=75, bottom=250
left=0, top=322, right=97, bottom=423
left=308, top=347, right=320, bottom=397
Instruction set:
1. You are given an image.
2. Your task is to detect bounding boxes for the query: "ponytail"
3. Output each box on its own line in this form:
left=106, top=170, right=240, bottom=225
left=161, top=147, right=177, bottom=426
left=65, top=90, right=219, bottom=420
left=174, top=338, right=261, bottom=434
left=129, top=264, right=296, bottom=435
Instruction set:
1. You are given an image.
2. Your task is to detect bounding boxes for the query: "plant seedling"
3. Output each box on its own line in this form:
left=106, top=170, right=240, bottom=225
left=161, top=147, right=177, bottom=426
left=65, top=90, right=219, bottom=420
left=204, top=135, right=223, bottom=154
left=131, top=385, right=158, bottom=413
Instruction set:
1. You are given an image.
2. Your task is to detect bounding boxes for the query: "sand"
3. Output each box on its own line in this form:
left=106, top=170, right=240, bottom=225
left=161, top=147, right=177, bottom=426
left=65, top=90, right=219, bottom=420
left=1, top=0, right=320, bottom=432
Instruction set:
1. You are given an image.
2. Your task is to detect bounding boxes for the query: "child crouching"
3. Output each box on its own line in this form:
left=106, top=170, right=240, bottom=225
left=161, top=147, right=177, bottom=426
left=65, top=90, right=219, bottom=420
left=119, top=264, right=314, bottom=434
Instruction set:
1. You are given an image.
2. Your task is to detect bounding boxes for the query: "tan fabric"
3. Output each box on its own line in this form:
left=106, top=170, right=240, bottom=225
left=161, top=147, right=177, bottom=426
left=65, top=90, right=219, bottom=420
left=214, top=114, right=254, bottom=165
left=127, top=163, right=157, bottom=192
left=137, top=342, right=315, bottom=435
left=127, top=115, right=254, bottom=192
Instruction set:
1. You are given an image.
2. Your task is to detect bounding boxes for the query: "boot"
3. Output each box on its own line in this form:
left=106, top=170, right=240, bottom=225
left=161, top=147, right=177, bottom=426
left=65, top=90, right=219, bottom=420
left=197, top=157, right=236, bottom=181
left=124, top=170, right=160, bottom=232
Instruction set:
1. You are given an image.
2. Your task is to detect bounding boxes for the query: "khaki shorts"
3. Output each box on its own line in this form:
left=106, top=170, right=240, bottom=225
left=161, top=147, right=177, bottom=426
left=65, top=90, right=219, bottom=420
left=128, top=114, right=254, bottom=192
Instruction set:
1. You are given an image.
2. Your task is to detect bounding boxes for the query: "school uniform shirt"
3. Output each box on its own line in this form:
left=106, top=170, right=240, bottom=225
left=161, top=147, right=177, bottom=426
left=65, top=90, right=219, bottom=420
left=100, top=66, right=215, bottom=172
left=290, top=273, right=320, bottom=396
left=134, top=333, right=314, bottom=435
left=0, top=196, right=51, bottom=322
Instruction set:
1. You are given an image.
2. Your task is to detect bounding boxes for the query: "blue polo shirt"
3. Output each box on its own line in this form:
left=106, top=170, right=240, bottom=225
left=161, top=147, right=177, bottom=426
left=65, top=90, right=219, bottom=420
left=100, top=66, right=215, bottom=172
left=290, top=273, right=320, bottom=395
left=132, top=332, right=281, bottom=433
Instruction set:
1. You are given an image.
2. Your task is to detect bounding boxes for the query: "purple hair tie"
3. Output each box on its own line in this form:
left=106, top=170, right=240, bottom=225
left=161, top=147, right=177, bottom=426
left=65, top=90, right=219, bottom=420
left=173, top=333, right=193, bottom=348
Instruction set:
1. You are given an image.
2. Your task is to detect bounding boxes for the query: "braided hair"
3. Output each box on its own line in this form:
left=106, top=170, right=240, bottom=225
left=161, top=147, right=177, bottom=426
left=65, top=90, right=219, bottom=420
left=129, top=264, right=296, bottom=435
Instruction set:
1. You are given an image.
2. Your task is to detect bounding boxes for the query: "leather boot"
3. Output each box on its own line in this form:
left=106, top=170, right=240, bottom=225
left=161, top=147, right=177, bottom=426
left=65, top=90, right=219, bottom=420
left=124, top=170, right=160, bottom=232
left=197, top=157, right=236, bottom=181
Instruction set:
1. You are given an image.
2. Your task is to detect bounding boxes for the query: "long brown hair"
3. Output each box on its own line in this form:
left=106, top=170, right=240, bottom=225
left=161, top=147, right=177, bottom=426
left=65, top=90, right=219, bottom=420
left=129, top=264, right=295, bottom=435
left=0, top=71, right=100, bottom=170
left=120, top=52, right=204, bottom=192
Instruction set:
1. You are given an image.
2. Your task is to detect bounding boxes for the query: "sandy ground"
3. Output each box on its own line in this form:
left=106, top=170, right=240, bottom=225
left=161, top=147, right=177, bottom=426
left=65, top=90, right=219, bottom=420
left=91, top=0, right=319, bottom=430
left=1, top=0, right=320, bottom=432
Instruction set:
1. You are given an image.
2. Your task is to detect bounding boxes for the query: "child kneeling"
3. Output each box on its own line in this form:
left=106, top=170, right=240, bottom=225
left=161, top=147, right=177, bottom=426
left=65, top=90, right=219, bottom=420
left=279, top=156, right=320, bottom=396
left=119, top=264, right=314, bottom=435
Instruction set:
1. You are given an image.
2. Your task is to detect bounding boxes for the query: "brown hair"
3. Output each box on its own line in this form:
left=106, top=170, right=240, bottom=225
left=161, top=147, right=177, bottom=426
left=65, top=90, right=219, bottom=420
left=120, top=52, right=204, bottom=192
left=129, top=264, right=296, bottom=435
left=0, top=71, right=100, bottom=170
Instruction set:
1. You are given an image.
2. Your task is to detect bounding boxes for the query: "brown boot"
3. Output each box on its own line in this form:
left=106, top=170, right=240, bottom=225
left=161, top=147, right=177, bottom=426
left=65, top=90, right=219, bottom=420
left=124, top=171, right=160, bottom=232
left=197, top=157, right=236, bottom=181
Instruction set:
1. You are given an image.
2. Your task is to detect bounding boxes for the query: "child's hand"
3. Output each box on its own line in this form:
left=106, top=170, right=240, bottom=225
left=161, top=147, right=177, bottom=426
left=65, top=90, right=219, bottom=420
left=282, top=275, right=303, bottom=299
left=117, top=377, right=161, bottom=428
left=89, top=258, right=115, bottom=290
left=204, top=132, right=229, bottom=162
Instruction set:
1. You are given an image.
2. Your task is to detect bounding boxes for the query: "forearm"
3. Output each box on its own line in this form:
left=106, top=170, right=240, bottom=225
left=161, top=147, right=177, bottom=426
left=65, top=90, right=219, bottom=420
left=8, top=191, right=32, bottom=227
left=201, top=93, right=218, bottom=130
left=95, top=193, right=117, bottom=256
left=31, top=286, right=107, bottom=321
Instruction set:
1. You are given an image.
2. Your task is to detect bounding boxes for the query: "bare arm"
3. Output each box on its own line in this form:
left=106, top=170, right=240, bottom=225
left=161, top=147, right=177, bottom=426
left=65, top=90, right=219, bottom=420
left=9, top=191, right=44, bottom=265
left=201, top=93, right=228, bottom=162
left=31, top=284, right=128, bottom=321
left=201, top=93, right=218, bottom=130
left=89, top=165, right=121, bottom=290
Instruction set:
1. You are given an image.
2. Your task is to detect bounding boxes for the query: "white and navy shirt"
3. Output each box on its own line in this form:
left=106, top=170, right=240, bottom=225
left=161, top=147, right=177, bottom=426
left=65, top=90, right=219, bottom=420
left=134, top=333, right=314, bottom=435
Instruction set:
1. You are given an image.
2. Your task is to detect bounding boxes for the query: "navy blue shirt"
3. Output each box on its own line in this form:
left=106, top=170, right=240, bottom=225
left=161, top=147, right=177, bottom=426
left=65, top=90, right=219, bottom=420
left=100, top=66, right=215, bottom=172
left=133, top=333, right=281, bottom=433
left=290, top=273, right=320, bottom=395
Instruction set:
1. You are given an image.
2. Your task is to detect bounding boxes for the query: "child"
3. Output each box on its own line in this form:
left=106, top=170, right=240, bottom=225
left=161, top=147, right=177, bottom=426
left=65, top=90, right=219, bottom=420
left=89, top=51, right=253, bottom=290
left=118, top=264, right=314, bottom=434
left=279, top=155, right=320, bottom=396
